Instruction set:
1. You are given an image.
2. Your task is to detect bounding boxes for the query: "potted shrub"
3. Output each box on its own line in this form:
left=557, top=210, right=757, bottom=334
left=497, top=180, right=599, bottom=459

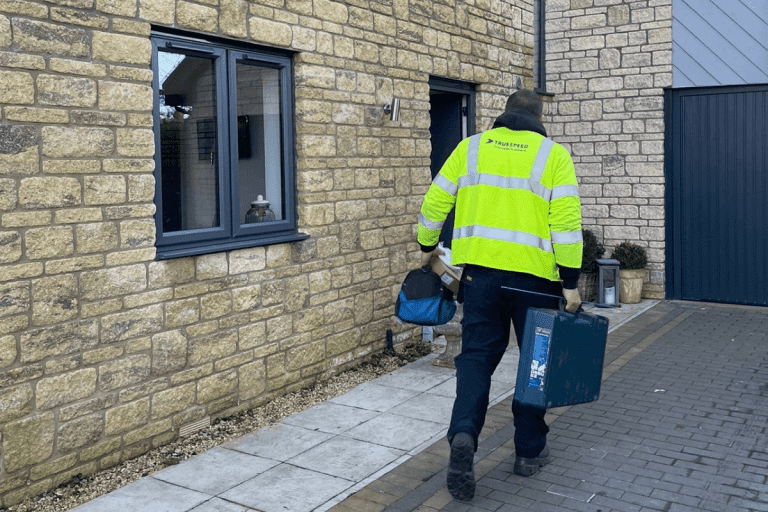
left=610, top=241, right=647, bottom=304
left=578, top=229, right=604, bottom=301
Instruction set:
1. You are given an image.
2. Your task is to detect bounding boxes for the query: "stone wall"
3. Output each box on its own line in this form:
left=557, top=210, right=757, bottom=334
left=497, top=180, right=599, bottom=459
left=543, top=0, right=672, bottom=298
left=0, top=0, right=534, bottom=505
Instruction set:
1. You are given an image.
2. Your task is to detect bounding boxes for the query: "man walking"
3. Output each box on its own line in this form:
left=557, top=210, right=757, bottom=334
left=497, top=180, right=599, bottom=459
left=417, top=90, right=583, bottom=501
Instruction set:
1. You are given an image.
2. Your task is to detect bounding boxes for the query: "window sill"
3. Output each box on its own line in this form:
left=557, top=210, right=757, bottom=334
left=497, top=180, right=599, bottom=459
left=156, top=232, right=310, bottom=260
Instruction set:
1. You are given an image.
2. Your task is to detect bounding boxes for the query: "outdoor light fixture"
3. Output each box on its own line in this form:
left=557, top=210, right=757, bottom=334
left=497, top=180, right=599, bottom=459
left=596, top=258, right=621, bottom=307
left=383, top=98, right=400, bottom=121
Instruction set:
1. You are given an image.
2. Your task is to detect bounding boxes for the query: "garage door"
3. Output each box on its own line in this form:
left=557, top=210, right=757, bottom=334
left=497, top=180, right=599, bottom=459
left=665, top=85, right=768, bottom=306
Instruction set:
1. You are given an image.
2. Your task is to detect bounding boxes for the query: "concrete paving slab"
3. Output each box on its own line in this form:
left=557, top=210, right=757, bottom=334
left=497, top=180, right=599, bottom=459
left=187, top=497, right=252, bottom=511
left=342, top=412, right=446, bottom=451
left=387, top=392, right=456, bottom=424
left=373, top=368, right=452, bottom=392
left=73, top=475, right=210, bottom=512
left=220, top=464, right=351, bottom=512
left=223, top=423, right=332, bottom=461
left=152, top=447, right=278, bottom=496
left=328, top=381, right=421, bottom=412
left=282, top=401, right=378, bottom=434
left=287, top=436, right=405, bottom=481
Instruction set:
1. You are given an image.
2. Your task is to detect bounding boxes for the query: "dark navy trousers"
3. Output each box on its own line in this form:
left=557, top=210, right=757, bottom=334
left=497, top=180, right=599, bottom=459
left=447, top=265, right=563, bottom=458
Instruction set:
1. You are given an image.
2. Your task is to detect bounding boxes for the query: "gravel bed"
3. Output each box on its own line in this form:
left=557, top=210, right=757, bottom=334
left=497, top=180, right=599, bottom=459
left=3, top=342, right=436, bottom=512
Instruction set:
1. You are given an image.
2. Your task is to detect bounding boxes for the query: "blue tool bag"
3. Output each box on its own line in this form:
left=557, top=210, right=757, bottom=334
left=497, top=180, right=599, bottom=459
left=395, top=266, right=457, bottom=326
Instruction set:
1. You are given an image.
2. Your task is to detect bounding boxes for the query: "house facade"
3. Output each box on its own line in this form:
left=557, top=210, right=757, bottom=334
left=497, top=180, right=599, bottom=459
left=0, top=0, right=536, bottom=505
left=2, top=0, right=766, bottom=505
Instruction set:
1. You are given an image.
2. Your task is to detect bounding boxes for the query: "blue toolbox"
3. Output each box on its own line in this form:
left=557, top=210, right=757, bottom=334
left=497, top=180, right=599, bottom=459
left=513, top=304, right=610, bottom=409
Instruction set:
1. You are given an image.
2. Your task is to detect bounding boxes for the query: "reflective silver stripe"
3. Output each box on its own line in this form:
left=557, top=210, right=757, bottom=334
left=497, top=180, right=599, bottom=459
left=418, top=213, right=444, bottom=230
left=529, top=137, right=555, bottom=184
left=466, top=134, right=482, bottom=176
left=458, top=173, right=551, bottom=201
left=433, top=173, right=458, bottom=196
left=551, top=230, right=583, bottom=244
left=453, top=225, right=553, bottom=253
left=551, top=184, right=580, bottom=200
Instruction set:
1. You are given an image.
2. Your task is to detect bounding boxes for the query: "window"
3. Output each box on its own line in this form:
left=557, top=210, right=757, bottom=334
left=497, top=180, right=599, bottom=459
left=152, top=32, right=306, bottom=259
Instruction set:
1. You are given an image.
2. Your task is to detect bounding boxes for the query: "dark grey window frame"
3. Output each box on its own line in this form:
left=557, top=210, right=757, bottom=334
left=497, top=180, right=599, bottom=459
left=151, top=30, right=307, bottom=260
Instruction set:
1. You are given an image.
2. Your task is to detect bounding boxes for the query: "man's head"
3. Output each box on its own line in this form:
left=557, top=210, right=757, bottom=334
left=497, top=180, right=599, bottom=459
left=505, top=90, right=543, bottom=118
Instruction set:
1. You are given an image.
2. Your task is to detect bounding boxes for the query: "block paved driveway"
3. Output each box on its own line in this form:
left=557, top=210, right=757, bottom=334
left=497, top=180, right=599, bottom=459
left=331, top=301, right=768, bottom=512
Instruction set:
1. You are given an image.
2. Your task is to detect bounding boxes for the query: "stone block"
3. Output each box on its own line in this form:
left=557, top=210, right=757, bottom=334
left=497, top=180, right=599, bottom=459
left=19, top=319, right=97, bottom=363
left=177, top=1, right=218, bottom=32
left=607, top=4, right=629, bottom=25
left=0, top=384, right=33, bottom=423
left=287, top=340, right=326, bottom=371
left=117, top=128, right=154, bottom=157
left=197, top=369, right=237, bottom=403
left=98, top=81, right=152, bottom=112
left=31, top=274, right=78, bottom=326
left=221, top=0, right=248, bottom=37
left=195, top=253, right=228, bottom=280
left=229, top=285, right=258, bottom=314
left=24, top=226, right=74, bottom=260
left=18, top=177, right=80, bottom=208
left=37, top=75, right=97, bottom=107
left=12, top=19, right=88, bottom=57
left=2, top=413, right=54, bottom=472
left=101, top=304, right=163, bottom=343
left=97, top=0, right=136, bottom=16
left=249, top=18, right=292, bottom=47
left=119, top=219, right=155, bottom=248
left=0, top=177, right=15, bottom=210
left=151, top=330, right=187, bottom=375
left=229, top=246, right=266, bottom=274
left=99, top=355, right=151, bottom=391
left=151, top=382, right=194, bottom=420
left=36, top=368, right=96, bottom=409
left=239, top=360, right=266, bottom=399
left=571, top=14, right=605, bottom=30
left=165, top=298, right=199, bottom=327
left=0, top=71, right=34, bottom=104
left=43, top=160, right=101, bottom=174
left=104, top=398, right=149, bottom=436
left=0, top=334, right=16, bottom=368
left=76, top=222, right=118, bottom=253
left=50, top=7, right=109, bottom=29
left=57, top=413, right=103, bottom=452
left=92, top=31, right=151, bottom=65
left=42, top=126, right=114, bottom=157
left=0, top=231, right=22, bottom=263
left=0, top=281, right=29, bottom=320
left=189, top=329, right=237, bottom=366
left=2, top=211, right=51, bottom=228
left=604, top=226, right=639, bottom=240
left=238, top=322, right=266, bottom=351
left=148, top=258, right=194, bottom=288
left=201, top=291, right=232, bottom=319
left=80, top=264, right=146, bottom=301
left=128, top=175, right=154, bottom=202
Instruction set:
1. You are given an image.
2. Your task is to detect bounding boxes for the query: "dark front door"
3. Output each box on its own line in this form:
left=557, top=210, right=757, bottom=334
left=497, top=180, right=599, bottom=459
left=429, top=78, right=475, bottom=248
left=665, top=85, right=768, bottom=306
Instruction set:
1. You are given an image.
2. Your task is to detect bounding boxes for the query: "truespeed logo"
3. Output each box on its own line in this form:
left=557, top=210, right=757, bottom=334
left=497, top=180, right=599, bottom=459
left=486, top=138, right=529, bottom=151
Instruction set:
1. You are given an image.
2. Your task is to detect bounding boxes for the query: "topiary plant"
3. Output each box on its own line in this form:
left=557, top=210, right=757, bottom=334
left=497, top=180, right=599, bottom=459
left=581, top=229, right=605, bottom=273
left=611, top=241, right=647, bottom=270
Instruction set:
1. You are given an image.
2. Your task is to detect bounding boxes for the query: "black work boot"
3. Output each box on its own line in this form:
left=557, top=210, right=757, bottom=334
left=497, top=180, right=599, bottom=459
left=513, top=446, right=550, bottom=476
left=447, top=433, right=475, bottom=501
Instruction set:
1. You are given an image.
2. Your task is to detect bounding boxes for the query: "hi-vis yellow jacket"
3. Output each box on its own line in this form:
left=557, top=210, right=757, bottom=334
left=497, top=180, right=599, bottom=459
left=418, top=124, right=582, bottom=284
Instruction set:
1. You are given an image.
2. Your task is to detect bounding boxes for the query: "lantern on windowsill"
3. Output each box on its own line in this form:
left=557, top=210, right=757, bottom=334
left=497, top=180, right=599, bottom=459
left=245, top=195, right=275, bottom=223
left=596, top=258, right=621, bottom=307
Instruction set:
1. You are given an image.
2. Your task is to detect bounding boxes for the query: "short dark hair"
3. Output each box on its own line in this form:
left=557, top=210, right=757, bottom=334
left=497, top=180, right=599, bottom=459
left=505, top=90, right=543, bottom=117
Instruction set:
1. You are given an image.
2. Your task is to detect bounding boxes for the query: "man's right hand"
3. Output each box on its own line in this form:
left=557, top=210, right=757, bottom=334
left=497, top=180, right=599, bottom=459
left=562, top=287, right=581, bottom=313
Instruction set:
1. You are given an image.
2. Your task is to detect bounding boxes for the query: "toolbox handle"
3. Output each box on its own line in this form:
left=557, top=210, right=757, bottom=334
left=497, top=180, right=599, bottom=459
left=500, top=287, right=616, bottom=310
